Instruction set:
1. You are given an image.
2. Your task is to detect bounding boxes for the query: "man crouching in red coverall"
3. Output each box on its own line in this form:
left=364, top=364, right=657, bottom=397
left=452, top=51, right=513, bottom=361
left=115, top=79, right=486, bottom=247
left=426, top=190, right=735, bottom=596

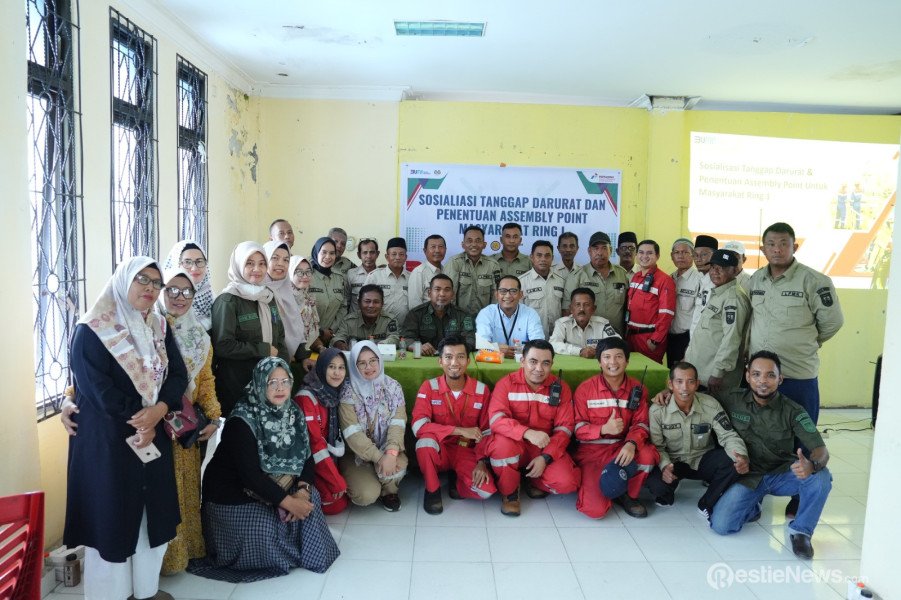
left=484, top=339, right=582, bottom=516
left=574, top=337, right=659, bottom=519
left=412, top=335, right=497, bottom=515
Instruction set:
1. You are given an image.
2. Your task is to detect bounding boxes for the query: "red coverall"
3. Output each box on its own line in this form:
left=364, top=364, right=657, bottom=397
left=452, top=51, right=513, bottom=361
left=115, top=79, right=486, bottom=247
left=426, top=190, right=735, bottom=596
left=412, top=375, right=497, bottom=500
left=572, top=374, right=659, bottom=518
left=295, top=390, right=350, bottom=515
left=484, top=369, right=581, bottom=496
left=626, top=266, right=676, bottom=363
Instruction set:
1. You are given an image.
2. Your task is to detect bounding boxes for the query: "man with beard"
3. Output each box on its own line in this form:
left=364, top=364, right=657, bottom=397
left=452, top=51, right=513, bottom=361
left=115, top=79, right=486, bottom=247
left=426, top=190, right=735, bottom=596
left=347, top=238, right=380, bottom=312
left=402, top=274, right=475, bottom=355
left=408, top=234, right=447, bottom=311
left=563, top=232, right=630, bottom=336
left=550, top=288, right=620, bottom=357
left=330, top=285, right=400, bottom=349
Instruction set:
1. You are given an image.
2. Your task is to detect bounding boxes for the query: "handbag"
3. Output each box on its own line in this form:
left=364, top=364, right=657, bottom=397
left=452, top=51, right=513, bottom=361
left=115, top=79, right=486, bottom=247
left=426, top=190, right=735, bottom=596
left=163, top=396, right=210, bottom=448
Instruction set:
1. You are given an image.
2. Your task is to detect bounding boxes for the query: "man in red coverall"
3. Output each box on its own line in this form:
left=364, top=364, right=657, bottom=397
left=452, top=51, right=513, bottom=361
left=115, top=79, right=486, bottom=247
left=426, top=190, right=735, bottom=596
left=484, top=339, right=581, bottom=516
left=626, top=239, right=676, bottom=363
left=412, top=335, right=497, bottom=515
left=573, top=336, right=659, bottom=519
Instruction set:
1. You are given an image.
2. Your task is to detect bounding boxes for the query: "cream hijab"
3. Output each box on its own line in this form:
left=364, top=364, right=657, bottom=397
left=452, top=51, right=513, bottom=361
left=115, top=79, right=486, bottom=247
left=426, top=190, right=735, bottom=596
left=263, top=241, right=306, bottom=356
left=220, top=241, right=274, bottom=345
left=158, top=267, right=210, bottom=397
left=78, top=256, right=169, bottom=407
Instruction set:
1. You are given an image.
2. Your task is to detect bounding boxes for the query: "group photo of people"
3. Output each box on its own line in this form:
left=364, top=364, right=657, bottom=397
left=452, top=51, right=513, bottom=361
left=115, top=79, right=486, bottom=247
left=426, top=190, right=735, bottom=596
left=59, top=217, right=846, bottom=598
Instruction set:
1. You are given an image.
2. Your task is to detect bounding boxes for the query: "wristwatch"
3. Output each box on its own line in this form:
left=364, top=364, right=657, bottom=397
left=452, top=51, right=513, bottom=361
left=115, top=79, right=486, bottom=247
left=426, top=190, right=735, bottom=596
left=540, top=453, right=553, bottom=465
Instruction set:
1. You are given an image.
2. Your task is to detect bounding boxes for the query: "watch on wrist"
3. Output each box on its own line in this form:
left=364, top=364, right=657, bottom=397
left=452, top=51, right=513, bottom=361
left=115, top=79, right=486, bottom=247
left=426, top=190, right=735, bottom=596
left=540, top=453, right=553, bottom=465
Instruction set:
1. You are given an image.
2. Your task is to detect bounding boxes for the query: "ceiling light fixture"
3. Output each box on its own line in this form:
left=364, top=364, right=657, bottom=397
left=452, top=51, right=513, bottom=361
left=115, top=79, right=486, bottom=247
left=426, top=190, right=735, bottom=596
left=394, top=21, right=485, bottom=37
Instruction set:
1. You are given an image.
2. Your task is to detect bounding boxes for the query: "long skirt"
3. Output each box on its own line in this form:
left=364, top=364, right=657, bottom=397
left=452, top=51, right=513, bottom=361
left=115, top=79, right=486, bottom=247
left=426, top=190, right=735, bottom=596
left=187, top=487, right=339, bottom=583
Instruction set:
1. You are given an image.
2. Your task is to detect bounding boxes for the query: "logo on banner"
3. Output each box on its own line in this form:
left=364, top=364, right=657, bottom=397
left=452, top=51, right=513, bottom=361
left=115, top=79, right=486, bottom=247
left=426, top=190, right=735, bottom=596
left=577, top=172, right=619, bottom=216
left=406, top=174, right=448, bottom=210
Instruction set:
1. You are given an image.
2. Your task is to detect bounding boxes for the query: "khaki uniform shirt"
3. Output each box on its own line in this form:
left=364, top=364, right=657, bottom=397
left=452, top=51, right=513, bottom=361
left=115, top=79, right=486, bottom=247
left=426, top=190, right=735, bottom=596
left=549, top=315, right=620, bottom=356
left=519, top=269, right=566, bottom=337
left=552, top=261, right=581, bottom=281
left=491, top=251, right=532, bottom=279
left=365, top=266, right=411, bottom=326
left=563, top=263, right=630, bottom=336
left=670, top=267, right=702, bottom=334
left=720, top=388, right=825, bottom=488
left=443, top=252, right=501, bottom=317
left=736, top=270, right=751, bottom=295
left=347, top=266, right=376, bottom=313
left=331, top=311, right=400, bottom=346
left=400, top=302, right=475, bottom=349
left=310, top=270, right=348, bottom=332
left=690, top=273, right=714, bottom=335
left=332, top=255, right=357, bottom=276
left=650, top=392, right=747, bottom=470
left=407, top=261, right=442, bottom=311
left=748, top=260, right=844, bottom=380
left=684, top=279, right=751, bottom=391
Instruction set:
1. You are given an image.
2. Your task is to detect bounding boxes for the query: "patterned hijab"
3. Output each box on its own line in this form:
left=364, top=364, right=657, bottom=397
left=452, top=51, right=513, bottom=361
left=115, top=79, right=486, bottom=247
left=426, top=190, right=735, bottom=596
left=301, top=348, right=347, bottom=446
left=289, top=255, right=319, bottom=343
left=310, top=237, right=336, bottom=277
left=263, top=241, right=306, bottom=356
left=221, top=241, right=275, bottom=344
left=341, top=340, right=402, bottom=455
left=229, top=357, right=311, bottom=476
left=163, top=240, right=213, bottom=330
left=78, top=256, right=169, bottom=407
left=158, top=267, right=210, bottom=397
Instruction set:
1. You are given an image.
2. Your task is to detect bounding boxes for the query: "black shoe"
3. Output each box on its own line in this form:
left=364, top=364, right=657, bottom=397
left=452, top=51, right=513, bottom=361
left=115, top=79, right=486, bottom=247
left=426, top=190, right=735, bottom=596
left=381, top=493, right=402, bottom=512
left=654, top=497, right=673, bottom=507
left=423, top=488, right=443, bottom=515
left=785, top=495, right=800, bottom=519
left=790, top=533, right=814, bottom=559
left=615, top=495, right=648, bottom=519
left=748, top=500, right=763, bottom=523
left=447, top=471, right=461, bottom=500
left=525, top=480, right=549, bottom=499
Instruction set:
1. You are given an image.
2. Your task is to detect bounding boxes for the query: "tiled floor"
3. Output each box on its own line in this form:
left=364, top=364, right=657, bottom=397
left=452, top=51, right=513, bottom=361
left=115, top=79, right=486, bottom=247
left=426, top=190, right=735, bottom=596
left=47, top=409, right=874, bottom=600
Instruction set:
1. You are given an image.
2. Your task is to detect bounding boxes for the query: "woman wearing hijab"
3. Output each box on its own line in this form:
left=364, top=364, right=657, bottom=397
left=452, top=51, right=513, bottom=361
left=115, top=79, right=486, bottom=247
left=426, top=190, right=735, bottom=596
left=211, top=241, right=289, bottom=417
left=64, top=257, right=188, bottom=600
left=294, top=349, right=350, bottom=515
left=263, top=241, right=313, bottom=381
left=338, top=340, right=408, bottom=511
left=308, top=237, right=349, bottom=348
left=189, top=357, right=339, bottom=582
left=289, top=255, right=324, bottom=353
left=157, top=268, right=222, bottom=575
left=163, top=240, right=214, bottom=331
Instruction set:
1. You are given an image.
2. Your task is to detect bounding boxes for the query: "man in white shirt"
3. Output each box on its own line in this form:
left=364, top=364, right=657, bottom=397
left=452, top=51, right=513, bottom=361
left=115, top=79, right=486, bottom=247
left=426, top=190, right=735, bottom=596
left=667, top=237, right=701, bottom=367
left=550, top=288, right=620, bottom=357
left=616, top=231, right=638, bottom=279
left=690, top=235, right=718, bottom=335
left=520, top=240, right=566, bottom=337
left=365, top=237, right=411, bottom=326
left=408, top=234, right=446, bottom=311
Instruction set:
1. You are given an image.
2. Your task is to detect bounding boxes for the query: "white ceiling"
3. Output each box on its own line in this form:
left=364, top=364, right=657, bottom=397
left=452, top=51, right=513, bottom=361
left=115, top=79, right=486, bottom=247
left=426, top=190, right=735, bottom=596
left=152, top=0, right=901, bottom=114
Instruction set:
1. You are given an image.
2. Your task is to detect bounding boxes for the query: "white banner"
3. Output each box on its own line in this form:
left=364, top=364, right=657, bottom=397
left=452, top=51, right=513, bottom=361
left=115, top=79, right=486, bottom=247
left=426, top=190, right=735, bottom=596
left=400, top=163, right=622, bottom=266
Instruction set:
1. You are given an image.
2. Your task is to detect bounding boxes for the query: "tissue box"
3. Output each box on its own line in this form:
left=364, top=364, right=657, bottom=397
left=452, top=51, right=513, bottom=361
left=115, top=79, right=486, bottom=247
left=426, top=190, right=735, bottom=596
left=377, top=343, right=397, bottom=362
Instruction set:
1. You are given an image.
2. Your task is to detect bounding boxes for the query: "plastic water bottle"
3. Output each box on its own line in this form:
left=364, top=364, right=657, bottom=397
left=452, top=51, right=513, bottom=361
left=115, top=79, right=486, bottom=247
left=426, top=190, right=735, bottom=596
left=397, top=338, right=407, bottom=360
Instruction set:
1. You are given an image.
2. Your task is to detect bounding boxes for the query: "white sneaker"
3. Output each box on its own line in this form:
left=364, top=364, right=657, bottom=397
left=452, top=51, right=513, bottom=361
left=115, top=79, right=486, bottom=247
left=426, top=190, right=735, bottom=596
left=697, top=507, right=711, bottom=524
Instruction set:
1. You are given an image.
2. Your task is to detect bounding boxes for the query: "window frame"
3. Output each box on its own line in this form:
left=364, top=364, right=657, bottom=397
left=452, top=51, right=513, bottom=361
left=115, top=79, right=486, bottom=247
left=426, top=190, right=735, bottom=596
left=176, top=55, right=209, bottom=251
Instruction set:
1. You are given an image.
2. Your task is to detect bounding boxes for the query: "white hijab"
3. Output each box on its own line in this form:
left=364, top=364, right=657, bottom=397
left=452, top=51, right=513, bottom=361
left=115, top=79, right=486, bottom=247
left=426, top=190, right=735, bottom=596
left=264, top=241, right=306, bottom=356
left=221, top=241, right=274, bottom=345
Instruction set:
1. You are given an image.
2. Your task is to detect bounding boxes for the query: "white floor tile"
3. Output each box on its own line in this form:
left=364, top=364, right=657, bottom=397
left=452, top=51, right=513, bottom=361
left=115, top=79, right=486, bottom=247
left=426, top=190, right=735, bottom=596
left=819, top=496, right=868, bottom=526
left=318, top=559, right=411, bottom=600
left=413, top=526, right=491, bottom=562
left=228, top=566, right=328, bottom=600
left=410, top=561, right=497, bottom=600
left=337, top=523, right=417, bottom=561
left=545, top=493, right=625, bottom=528
left=558, top=527, right=646, bottom=562
left=761, top=524, right=862, bottom=560
left=158, top=571, right=235, bottom=599
left=615, top=500, right=692, bottom=527
left=487, top=527, right=567, bottom=563
left=573, top=562, right=669, bottom=599
left=482, top=495, right=557, bottom=528
left=493, top=563, right=583, bottom=600
left=629, top=526, right=721, bottom=563
left=652, top=561, right=757, bottom=599
left=344, top=484, right=421, bottom=526
left=51, top=581, right=83, bottom=595
left=415, top=494, right=488, bottom=527
left=827, top=524, right=865, bottom=548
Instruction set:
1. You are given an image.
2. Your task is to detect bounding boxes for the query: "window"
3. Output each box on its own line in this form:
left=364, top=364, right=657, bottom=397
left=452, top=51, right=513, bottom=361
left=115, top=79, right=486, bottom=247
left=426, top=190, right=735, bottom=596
left=176, top=56, right=208, bottom=249
left=26, top=0, right=84, bottom=419
left=110, top=9, right=157, bottom=267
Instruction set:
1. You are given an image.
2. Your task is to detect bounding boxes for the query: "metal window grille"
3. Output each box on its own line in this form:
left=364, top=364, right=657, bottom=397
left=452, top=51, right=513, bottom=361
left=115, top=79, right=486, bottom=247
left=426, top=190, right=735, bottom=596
left=110, top=9, right=158, bottom=267
left=26, top=0, right=85, bottom=420
left=176, top=55, right=208, bottom=250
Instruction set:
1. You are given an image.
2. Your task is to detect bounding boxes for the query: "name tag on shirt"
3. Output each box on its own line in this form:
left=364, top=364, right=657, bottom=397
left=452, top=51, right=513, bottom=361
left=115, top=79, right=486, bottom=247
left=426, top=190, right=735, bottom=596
left=431, top=400, right=443, bottom=405
left=474, top=402, right=483, bottom=409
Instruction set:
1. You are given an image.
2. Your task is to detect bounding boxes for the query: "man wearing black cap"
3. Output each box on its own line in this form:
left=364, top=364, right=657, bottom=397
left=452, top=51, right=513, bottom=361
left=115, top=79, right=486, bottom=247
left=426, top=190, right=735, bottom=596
left=690, top=234, right=719, bottom=335
left=365, top=237, right=411, bottom=326
left=616, top=231, right=638, bottom=278
left=563, top=232, right=630, bottom=336
left=684, top=249, right=751, bottom=397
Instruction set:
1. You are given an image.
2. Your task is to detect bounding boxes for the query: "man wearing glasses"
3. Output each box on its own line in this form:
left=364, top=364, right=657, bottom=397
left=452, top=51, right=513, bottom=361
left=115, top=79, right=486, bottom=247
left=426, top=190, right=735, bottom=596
left=616, top=231, right=638, bottom=279
left=475, top=276, right=545, bottom=359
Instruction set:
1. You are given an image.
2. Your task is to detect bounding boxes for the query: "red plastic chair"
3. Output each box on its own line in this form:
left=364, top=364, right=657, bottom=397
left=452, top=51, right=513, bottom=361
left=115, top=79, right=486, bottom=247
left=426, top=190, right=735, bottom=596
left=0, top=492, right=45, bottom=600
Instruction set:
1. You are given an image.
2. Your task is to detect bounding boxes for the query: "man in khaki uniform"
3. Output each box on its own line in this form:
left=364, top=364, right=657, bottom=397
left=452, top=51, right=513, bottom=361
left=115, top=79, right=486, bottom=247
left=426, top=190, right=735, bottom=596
left=748, top=222, right=844, bottom=426
left=331, top=284, right=400, bottom=349
left=684, top=250, right=751, bottom=398
left=347, top=238, right=380, bottom=313
left=329, top=226, right=357, bottom=275
left=365, top=237, right=411, bottom=326
left=690, top=234, right=718, bottom=335
left=444, top=225, right=501, bottom=317
left=520, top=240, right=566, bottom=336
left=407, top=234, right=446, bottom=311
left=667, top=237, right=701, bottom=367
left=616, top=231, right=638, bottom=279
left=491, top=222, right=532, bottom=278
left=551, top=231, right=581, bottom=280
left=549, top=288, right=620, bottom=357
left=562, top=232, right=629, bottom=336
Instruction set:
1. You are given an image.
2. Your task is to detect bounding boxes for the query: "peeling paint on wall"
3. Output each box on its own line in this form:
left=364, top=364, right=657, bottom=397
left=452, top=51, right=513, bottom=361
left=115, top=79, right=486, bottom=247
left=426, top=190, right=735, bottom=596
left=225, top=87, right=261, bottom=189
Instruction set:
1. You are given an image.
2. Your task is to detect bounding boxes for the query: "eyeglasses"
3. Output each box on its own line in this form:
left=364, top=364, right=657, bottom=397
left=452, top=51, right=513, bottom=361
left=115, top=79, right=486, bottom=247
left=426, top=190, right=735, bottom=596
left=266, top=378, right=292, bottom=389
left=618, top=246, right=636, bottom=254
left=356, top=358, right=380, bottom=369
left=294, top=269, right=313, bottom=277
left=164, top=287, right=195, bottom=299
left=133, top=273, right=164, bottom=290
left=180, top=258, right=207, bottom=268
left=497, top=288, right=520, bottom=296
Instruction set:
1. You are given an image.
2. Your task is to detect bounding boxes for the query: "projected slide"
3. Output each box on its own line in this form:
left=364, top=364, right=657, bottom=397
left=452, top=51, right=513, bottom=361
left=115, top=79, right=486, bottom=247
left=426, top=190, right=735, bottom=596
left=689, top=132, right=898, bottom=289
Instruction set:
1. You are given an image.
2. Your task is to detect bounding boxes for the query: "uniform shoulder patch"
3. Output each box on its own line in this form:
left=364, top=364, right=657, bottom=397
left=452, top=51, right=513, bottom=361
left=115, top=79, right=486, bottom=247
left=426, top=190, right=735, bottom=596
left=603, top=324, right=617, bottom=338
left=796, top=413, right=818, bottom=433
left=725, top=309, right=736, bottom=325
left=714, top=411, right=733, bottom=431
left=816, top=286, right=834, bottom=307
left=387, top=319, right=398, bottom=332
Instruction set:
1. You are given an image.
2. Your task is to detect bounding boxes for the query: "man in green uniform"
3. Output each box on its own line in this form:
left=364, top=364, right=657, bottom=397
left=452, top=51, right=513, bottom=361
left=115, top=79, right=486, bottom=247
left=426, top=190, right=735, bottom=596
left=402, top=274, right=476, bottom=356
left=562, top=232, right=630, bottom=336
left=331, top=284, right=400, bottom=349
left=684, top=250, right=751, bottom=398
left=491, top=222, right=532, bottom=278
left=444, top=225, right=501, bottom=316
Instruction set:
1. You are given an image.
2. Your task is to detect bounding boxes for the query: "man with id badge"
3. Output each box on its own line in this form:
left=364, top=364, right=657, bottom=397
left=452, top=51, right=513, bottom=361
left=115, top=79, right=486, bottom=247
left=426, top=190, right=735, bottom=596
left=412, top=335, right=497, bottom=515
left=646, top=362, right=749, bottom=523
left=475, top=275, right=545, bottom=358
